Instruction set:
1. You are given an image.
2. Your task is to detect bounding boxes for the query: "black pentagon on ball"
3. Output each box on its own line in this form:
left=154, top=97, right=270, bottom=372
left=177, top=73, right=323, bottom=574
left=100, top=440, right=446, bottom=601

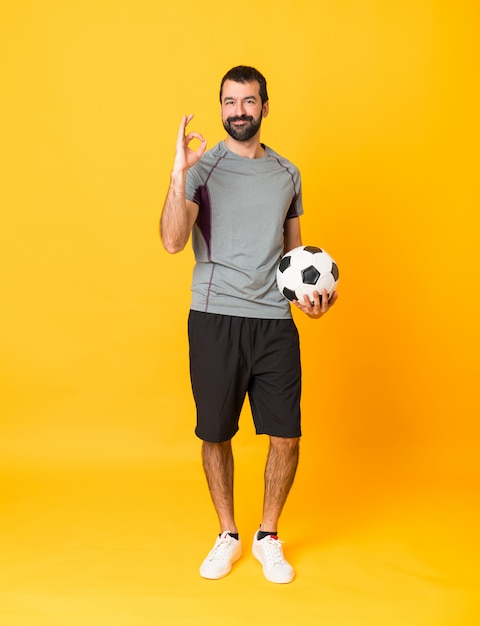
left=304, top=245, right=323, bottom=254
left=301, top=265, right=320, bottom=285
left=282, top=287, right=297, bottom=302
left=278, top=255, right=292, bottom=273
left=331, top=262, right=339, bottom=281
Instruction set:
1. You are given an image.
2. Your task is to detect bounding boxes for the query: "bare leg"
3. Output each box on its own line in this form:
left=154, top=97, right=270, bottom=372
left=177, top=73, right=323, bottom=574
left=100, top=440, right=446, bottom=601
left=202, top=440, right=238, bottom=534
left=260, top=436, right=300, bottom=532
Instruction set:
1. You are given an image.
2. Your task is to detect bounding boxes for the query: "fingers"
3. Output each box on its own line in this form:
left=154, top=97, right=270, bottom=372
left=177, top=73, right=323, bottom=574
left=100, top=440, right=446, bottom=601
left=177, top=114, right=189, bottom=140
left=328, top=290, right=338, bottom=306
left=177, top=114, right=195, bottom=142
left=196, top=140, right=207, bottom=159
left=293, top=289, right=337, bottom=319
left=182, top=113, right=194, bottom=126
left=317, top=289, right=338, bottom=310
left=173, top=114, right=207, bottom=169
left=184, top=132, right=207, bottom=161
left=185, top=131, right=206, bottom=144
left=178, top=115, right=206, bottom=147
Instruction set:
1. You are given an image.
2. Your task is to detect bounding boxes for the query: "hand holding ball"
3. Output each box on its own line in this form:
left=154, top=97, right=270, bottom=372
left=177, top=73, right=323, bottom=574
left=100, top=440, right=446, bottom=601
left=277, top=245, right=339, bottom=304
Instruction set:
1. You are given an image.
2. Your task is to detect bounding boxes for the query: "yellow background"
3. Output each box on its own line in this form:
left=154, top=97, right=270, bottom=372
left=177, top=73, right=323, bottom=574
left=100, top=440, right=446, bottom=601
left=1, top=1, right=479, bottom=624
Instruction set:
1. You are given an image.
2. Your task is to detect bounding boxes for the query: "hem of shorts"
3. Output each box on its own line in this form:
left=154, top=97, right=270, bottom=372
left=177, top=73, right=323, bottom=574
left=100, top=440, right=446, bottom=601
left=254, top=429, right=302, bottom=438
left=195, top=427, right=240, bottom=443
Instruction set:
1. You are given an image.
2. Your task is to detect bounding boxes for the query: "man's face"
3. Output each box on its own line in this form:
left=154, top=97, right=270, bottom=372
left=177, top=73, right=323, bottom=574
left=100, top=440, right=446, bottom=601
left=221, top=79, right=268, bottom=142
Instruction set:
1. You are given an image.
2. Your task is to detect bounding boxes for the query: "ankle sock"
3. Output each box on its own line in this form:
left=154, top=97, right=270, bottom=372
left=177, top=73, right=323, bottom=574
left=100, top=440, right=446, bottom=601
left=257, top=530, right=277, bottom=541
left=219, top=532, right=239, bottom=541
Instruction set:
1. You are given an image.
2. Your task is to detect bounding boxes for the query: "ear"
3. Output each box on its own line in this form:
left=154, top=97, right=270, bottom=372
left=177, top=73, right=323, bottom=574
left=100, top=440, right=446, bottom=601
left=262, top=101, right=269, bottom=118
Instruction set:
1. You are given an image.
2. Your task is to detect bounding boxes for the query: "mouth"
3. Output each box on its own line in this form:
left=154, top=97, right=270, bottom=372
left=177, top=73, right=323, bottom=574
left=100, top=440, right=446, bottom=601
left=228, top=117, right=253, bottom=126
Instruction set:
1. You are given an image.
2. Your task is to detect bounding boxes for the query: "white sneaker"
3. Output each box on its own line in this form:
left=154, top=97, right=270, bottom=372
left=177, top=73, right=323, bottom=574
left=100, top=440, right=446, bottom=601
left=200, top=531, right=242, bottom=579
left=252, top=532, right=294, bottom=583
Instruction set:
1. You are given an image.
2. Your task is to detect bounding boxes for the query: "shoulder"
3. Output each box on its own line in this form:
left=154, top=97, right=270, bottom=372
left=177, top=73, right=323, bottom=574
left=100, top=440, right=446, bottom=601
left=264, top=145, right=300, bottom=174
left=200, top=141, right=228, bottom=163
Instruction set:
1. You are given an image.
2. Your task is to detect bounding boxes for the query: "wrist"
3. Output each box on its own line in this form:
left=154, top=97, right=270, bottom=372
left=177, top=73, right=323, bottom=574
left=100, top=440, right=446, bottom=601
left=170, top=168, right=187, bottom=185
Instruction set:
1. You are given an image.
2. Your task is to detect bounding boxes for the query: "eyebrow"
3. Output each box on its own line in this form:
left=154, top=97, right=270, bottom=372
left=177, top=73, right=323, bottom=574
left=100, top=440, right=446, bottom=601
left=223, top=95, right=258, bottom=102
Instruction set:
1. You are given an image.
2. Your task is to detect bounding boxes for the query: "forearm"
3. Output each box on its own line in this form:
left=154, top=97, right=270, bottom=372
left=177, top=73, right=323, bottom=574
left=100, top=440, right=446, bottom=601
left=160, top=170, right=192, bottom=253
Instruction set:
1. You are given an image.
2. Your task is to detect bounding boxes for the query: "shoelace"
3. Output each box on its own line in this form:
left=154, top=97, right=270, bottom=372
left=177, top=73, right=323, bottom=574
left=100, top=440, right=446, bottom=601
left=262, top=535, right=288, bottom=566
left=208, top=532, right=235, bottom=561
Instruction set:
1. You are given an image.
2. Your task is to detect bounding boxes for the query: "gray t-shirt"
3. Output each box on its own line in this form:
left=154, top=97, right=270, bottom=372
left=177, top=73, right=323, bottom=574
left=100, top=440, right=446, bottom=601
left=186, top=141, right=303, bottom=319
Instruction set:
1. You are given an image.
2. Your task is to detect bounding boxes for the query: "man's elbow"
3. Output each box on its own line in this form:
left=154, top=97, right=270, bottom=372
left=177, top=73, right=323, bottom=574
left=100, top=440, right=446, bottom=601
left=161, top=233, right=187, bottom=254
left=164, top=243, right=185, bottom=254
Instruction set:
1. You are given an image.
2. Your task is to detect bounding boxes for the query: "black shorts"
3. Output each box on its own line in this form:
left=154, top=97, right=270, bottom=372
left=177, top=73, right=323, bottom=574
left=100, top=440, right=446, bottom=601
left=188, top=310, right=302, bottom=443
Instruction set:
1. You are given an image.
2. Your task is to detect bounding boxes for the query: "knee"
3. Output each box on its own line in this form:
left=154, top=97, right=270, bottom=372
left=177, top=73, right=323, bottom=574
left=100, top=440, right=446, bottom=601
left=202, top=439, right=233, bottom=460
left=269, top=436, right=300, bottom=452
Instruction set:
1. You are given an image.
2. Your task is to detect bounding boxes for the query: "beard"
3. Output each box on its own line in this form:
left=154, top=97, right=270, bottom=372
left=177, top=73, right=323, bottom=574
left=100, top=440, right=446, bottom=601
left=223, top=113, right=263, bottom=141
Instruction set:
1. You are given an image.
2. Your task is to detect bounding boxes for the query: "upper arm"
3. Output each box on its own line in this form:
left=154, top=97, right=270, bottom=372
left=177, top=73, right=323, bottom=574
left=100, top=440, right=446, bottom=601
left=283, top=217, right=302, bottom=254
left=186, top=199, right=200, bottom=233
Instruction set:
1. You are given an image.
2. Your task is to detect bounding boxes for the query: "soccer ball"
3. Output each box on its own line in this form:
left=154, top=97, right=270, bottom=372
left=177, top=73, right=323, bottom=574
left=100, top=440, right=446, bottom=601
left=276, top=245, right=339, bottom=303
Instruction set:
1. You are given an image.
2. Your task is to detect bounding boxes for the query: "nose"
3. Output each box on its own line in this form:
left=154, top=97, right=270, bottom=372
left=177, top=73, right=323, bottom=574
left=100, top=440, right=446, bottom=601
left=233, top=101, right=246, bottom=117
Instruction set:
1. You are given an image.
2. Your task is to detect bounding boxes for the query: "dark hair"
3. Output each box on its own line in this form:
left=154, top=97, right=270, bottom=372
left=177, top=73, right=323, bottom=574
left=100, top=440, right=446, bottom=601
left=219, top=66, right=269, bottom=105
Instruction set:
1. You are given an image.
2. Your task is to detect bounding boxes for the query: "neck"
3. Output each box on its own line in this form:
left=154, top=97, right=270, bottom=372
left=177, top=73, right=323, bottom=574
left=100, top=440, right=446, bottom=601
left=225, top=135, right=265, bottom=159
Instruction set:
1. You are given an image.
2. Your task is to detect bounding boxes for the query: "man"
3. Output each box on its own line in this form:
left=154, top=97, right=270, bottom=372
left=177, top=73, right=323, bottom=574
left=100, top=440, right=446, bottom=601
left=160, top=66, right=337, bottom=584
